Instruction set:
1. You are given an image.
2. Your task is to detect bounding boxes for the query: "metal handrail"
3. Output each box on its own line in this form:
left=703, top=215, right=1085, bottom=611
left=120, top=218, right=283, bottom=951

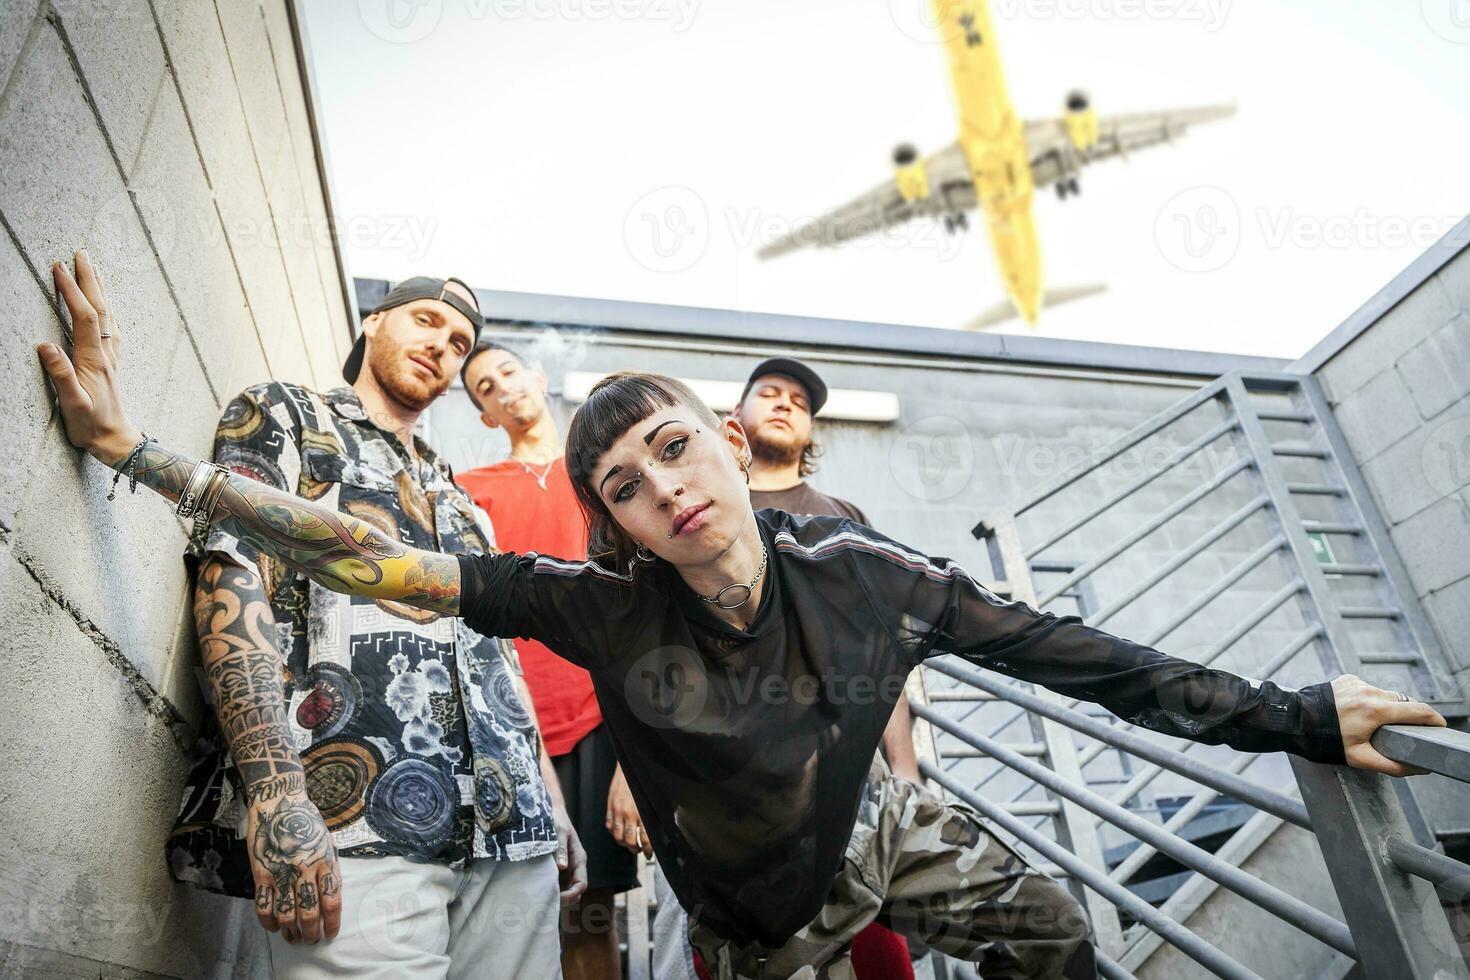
left=1384, top=834, right=1470, bottom=893
left=1036, top=458, right=1253, bottom=606
left=915, top=709, right=1358, bottom=957
left=923, top=762, right=1270, bottom=980
left=1001, top=374, right=1236, bottom=521
left=923, top=658, right=1313, bottom=829
left=1372, top=725, right=1470, bottom=780
left=911, top=370, right=1470, bottom=978
left=1019, top=416, right=1240, bottom=560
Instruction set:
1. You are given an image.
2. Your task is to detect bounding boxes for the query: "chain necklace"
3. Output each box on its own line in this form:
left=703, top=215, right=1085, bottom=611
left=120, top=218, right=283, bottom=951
left=694, top=545, right=768, bottom=609
left=515, top=457, right=555, bottom=490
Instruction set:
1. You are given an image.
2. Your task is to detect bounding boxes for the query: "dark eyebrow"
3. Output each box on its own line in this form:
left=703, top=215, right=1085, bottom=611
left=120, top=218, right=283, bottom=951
left=643, top=419, right=683, bottom=445
left=599, top=420, right=686, bottom=494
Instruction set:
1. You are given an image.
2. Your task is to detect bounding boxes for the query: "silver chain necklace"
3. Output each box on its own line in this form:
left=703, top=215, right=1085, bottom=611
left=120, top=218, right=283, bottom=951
left=516, top=457, right=555, bottom=489
left=694, top=545, right=769, bottom=609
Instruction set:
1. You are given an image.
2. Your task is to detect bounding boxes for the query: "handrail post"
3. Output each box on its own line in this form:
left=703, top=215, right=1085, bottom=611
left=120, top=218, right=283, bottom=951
left=905, top=662, right=942, bottom=783
left=1290, top=758, right=1468, bottom=979
left=977, top=513, right=1126, bottom=958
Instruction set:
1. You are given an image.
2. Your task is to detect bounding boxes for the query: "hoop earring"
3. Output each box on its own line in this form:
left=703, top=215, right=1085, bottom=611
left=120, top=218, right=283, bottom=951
left=635, top=545, right=656, bottom=563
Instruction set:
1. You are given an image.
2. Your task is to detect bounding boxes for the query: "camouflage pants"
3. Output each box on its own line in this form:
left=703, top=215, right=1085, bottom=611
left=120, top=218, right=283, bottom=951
left=689, top=755, right=1096, bottom=979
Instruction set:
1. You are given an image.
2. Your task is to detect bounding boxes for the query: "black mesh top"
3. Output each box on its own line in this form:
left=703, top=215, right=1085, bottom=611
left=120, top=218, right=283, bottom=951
left=457, top=509, right=1343, bottom=947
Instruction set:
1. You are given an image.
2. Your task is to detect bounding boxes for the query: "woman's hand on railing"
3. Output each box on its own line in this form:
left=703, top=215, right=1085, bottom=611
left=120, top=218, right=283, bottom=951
left=1333, top=673, right=1446, bottom=777
left=35, top=251, right=146, bottom=466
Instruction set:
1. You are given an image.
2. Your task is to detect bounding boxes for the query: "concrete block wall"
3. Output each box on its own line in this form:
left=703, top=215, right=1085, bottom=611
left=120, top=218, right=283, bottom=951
left=1315, top=244, right=1470, bottom=697
left=0, top=1, right=350, bottom=976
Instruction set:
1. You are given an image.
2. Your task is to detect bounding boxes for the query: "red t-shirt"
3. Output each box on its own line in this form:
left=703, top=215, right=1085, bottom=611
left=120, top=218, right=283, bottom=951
left=455, top=456, right=602, bottom=757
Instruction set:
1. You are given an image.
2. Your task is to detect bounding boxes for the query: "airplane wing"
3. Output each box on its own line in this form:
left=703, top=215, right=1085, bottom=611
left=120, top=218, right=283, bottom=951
left=964, top=283, right=1107, bottom=331
left=1026, top=104, right=1235, bottom=191
left=755, top=143, right=975, bottom=260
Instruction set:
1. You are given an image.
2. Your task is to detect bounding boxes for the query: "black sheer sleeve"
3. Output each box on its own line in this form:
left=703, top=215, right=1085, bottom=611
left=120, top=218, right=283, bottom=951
left=849, top=524, right=1345, bottom=765
left=456, top=551, right=633, bottom=672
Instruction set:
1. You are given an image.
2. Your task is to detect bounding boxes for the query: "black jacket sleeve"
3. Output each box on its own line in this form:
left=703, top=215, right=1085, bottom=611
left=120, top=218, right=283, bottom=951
left=456, top=551, right=632, bottom=671
left=849, top=524, right=1344, bottom=765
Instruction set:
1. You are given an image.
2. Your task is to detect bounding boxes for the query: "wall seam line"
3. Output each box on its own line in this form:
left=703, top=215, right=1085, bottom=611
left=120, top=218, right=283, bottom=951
left=7, top=544, right=192, bottom=754
left=209, top=0, right=318, bottom=390
left=47, top=9, right=222, bottom=408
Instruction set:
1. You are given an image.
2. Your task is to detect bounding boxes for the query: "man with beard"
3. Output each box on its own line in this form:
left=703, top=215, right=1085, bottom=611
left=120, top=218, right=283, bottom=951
left=735, top=357, right=922, bottom=786
left=731, top=356, right=923, bottom=980
left=167, top=277, right=585, bottom=977
left=455, top=339, right=641, bottom=980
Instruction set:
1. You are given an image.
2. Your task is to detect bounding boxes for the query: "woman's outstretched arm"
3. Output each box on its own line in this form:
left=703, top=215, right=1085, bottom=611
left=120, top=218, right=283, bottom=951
left=36, top=251, right=461, bottom=614
left=843, top=518, right=1447, bottom=777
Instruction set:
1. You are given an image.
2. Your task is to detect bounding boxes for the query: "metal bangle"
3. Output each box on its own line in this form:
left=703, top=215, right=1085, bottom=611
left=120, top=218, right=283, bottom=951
left=176, top=461, right=214, bottom=519
left=191, top=465, right=230, bottom=539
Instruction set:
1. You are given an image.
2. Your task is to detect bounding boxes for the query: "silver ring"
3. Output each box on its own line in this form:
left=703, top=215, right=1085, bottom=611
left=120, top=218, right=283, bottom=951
left=1391, top=691, right=1411, bottom=702
left=99, top=332, right=112, bottom=338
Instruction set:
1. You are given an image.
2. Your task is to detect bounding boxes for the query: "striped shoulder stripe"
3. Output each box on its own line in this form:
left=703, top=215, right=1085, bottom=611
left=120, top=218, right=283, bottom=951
left=530, top=552, right=636, bottom=584
left=773, top=526, right=985, bottom=588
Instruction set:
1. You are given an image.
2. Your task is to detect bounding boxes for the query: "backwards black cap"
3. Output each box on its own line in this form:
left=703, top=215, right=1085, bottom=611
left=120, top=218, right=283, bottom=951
left=742, top=356, right=829, bottom=415
left=343, top=276, right=484, bottom=384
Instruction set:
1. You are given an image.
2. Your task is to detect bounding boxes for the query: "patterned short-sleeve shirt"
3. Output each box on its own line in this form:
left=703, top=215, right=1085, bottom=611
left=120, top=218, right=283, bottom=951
left=167, top=382, right=556, bottom=898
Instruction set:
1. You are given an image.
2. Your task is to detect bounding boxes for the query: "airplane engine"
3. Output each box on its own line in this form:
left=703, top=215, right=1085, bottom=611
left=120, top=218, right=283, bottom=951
left=892, top=143, right=930, bottom=203
left=1064, top=89, right=1098, bottom=152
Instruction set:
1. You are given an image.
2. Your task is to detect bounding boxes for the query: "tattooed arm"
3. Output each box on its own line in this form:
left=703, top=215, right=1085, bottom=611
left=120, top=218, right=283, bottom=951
left=195, top=557, right=341, bottom=944
left=137, top=441, right=463, bottom=612
left=36, top=252, right=464, bottom=616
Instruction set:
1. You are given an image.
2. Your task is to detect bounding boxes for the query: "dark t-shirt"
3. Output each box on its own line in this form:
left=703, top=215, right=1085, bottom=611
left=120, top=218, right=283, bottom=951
left=749, top=481, right=867, bottom=525
left=455, top=509, right=1343, bottom=947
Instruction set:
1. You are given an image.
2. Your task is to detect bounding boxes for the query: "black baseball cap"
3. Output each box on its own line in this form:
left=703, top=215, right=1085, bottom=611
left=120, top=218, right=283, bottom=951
left=343, top=276, right=484, bottom=384
left=741, top=356, right=828, bottom=415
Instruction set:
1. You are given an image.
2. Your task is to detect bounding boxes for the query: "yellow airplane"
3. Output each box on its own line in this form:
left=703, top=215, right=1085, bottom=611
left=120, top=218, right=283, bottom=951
left=757, top=0, right=1234, bottom=328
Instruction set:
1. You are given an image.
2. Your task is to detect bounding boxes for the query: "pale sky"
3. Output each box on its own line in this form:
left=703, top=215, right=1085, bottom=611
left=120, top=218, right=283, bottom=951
left=303, top=0, right=1470, bottom=358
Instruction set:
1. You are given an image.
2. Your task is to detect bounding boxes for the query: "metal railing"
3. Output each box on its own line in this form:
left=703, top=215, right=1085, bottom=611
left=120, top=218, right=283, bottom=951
left=905, top=370, right=1470, bottom=978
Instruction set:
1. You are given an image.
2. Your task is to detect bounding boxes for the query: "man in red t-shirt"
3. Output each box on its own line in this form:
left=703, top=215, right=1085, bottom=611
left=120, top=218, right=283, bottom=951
left=455, top=340, right=639, bottom=980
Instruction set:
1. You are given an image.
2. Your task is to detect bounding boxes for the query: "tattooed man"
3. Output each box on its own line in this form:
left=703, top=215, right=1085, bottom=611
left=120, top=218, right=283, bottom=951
left=161, top=270, right=585, bottom=977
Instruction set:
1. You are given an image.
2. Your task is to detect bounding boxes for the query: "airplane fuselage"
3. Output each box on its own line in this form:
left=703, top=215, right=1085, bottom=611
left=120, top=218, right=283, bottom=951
left=934, top=0, right=1043, bottom=323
